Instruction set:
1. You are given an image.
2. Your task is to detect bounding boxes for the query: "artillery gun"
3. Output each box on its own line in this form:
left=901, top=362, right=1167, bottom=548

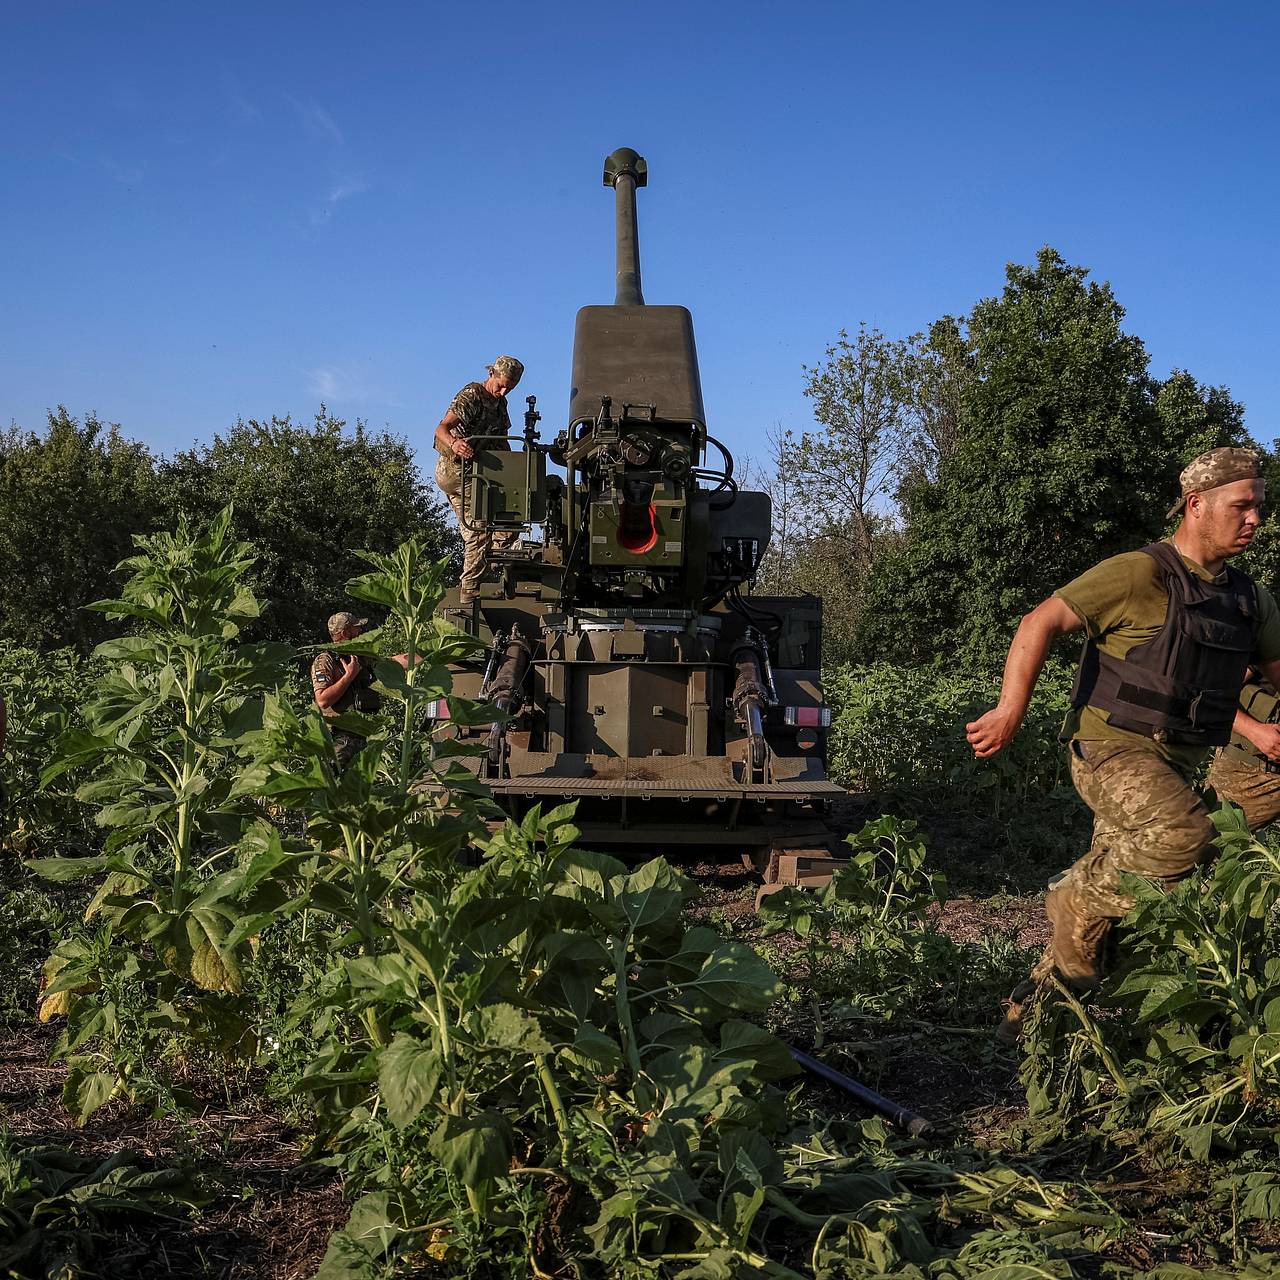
left=433, top=147, right=846, bottom=901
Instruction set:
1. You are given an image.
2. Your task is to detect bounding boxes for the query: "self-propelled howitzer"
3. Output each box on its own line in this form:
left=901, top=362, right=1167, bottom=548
left=433, top=147, right=845, bottom=900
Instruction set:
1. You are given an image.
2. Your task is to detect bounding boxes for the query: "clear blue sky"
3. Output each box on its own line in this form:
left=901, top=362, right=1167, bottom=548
left=3, top=1, right=1278, bottom=470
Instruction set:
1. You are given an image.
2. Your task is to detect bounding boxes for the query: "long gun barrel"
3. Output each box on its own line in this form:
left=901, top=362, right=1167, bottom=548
left=603, top=147, right=647, bottom=306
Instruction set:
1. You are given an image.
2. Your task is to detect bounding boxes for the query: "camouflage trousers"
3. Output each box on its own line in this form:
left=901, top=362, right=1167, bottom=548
left=1206, top=751, right=1280, bottom=832
left=1063, top=740, right=1217, bottom=921
left=435, top=456, right=519, bottom=601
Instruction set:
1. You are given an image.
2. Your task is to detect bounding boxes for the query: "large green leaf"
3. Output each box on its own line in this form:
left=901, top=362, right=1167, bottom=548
left=313, top=1192, right=400, bottom=1280
left=377, top=1034, right=443, bottom=1130
left=679, top=942, right=780, bottom=1013
left=427, top=1111, right=513, bottom=1187
left=612, top=858, right=693, bottom=937
left=561, top=1023, right=625, bottom=1076
left=474, top=1003, right=552, bottom=1056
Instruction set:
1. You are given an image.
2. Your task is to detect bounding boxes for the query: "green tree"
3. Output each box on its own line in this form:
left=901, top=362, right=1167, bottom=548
left=797, top=323, right=919, bottom=570
left=158, top=409, right=457, bottom=645
left=0, top=409, right=162, bottom=649
left=858, top=248, right=1249, bottom=668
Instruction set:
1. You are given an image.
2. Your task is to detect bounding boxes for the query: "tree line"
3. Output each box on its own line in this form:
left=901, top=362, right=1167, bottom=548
left=0, top=409, right=456, bottom=651
left=755, top=246, right=1275, bottom=669
left=6, top=245, right=1273, bottom=670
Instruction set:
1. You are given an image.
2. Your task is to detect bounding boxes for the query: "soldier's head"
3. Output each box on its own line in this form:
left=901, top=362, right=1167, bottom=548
left=1169, top=447, right=1265, bottom=560
left=484, top=355, right=523, bottom=398
left=326, top=611, right=369, bottom=644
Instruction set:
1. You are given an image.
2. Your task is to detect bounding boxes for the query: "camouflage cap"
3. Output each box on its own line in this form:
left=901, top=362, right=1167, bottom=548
left=488, top=355, right=524, bottom=385
left=1166, top=446, right=1264, bottom=519
left=326, top=611, right=369, bottom=638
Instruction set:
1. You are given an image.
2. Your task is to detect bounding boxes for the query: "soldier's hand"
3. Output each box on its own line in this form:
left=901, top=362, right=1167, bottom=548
left=1246, top=721, right=1280, bottom=762
left=451, top=438, right=474, bottom=460
left=340, top=655, right=361, bottom=681
left=965, top=705, right=1021, bottom=759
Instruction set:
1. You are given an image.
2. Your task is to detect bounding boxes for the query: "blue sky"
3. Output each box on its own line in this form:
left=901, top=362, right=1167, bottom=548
left=3, top=1, right=1278, bottom=471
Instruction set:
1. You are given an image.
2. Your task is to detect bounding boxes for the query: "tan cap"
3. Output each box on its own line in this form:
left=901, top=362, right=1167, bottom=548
left=1166, top=446, right=1263, bottom=519
left=326, top=611, right=369, bottom=638
left=488, top=355, right=524, bottom=385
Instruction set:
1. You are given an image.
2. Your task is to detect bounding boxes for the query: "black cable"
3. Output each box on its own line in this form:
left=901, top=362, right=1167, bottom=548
left=704, top=432, right=735, bottom=482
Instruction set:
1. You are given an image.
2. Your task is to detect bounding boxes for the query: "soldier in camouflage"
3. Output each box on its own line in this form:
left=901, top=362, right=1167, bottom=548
left=965, top=447, right=1280, bottom=1040
left=435, top=355, right=524, bottom=606
left=311, top=611, right=381, bottom=771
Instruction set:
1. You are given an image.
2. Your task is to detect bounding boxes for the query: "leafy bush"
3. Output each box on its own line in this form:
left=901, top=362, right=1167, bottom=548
left=825, top=659, right=1087, bottom=887
left=158, top=410, right=457, bottom=646
left=761, top=817, right=1036, bottom=1061
left=0, top=409, right=164, bottom=650
left=0, top=640, right=98, bottom=858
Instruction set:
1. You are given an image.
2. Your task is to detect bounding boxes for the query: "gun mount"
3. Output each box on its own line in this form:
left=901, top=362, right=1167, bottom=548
left=434, top=148, right=845, bottom=902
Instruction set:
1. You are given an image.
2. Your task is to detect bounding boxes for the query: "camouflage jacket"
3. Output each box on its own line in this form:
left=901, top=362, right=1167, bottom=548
left=438, top=382, right=512, bottom=455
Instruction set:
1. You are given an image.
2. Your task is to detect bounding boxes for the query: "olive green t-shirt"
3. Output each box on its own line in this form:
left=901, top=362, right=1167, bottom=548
left=1055, top=542, right=1280, bottom=768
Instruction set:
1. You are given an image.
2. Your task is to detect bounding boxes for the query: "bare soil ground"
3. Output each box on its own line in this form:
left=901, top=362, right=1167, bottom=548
left=0, top=1020, right=345, bottom=1280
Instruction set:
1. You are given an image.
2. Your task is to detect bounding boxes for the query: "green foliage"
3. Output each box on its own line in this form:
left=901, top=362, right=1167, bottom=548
left=157, top=410, right=457, bottom=645
left=761, top=815, right=947, bottom=1047
left=300, top=808, right=1094, bottom=1279
left=0, top=1129, right=202, bottom=1278
left=758, top=324, right=974, bottom=664
left=0, top=869, right=85, bottom=1026
left=857, top=248, right=1249, bottom=667
left=34, top=507, right=293, bottom=991
left=31, top=508, right=295, bottom=1119
left=825, top=661, right=1069, bottom=803
left=1023, top=807, right=1280, bottom=1158
left=0, top=640, right=97, bottom=857
left=0, top=409, right=163, bottom=650
left=824, top=659, right=1086, bottom=887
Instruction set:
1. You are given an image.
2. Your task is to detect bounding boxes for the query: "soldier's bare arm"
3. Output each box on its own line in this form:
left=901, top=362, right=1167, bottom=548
left=966, top=596, right=1082, bottom=758
left=314, top=656, right=362, bottom=710
left=1231, top=708, right=1280, bottom=762
left=1247, top=659, right=1280, bottom=761
left=435, top=410, right=474, bottom=460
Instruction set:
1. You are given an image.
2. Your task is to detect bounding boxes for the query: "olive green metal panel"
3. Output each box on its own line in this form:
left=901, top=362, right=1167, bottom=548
left=466, top=449, right=546, bottom=525
left=587, top=485, right=686, bottom=568
left=567, top=663, right=690, bottom=758
left=570, top=306, right=705, bottom=428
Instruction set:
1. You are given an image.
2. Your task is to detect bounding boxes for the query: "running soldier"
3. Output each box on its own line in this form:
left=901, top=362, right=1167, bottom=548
left=434, top=355, right=524, bottom=605
left=965, top=447, right=1280, bottom=1038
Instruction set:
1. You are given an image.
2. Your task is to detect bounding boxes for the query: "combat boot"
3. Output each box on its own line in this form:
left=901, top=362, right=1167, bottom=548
left=995, top=945, right=1053, bottom=1045
left=1044, top=880, right=1110, bottom=990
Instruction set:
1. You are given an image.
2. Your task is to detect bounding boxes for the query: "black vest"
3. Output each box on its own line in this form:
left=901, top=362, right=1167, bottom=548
left=1071, top=542, right=1256, bottom=747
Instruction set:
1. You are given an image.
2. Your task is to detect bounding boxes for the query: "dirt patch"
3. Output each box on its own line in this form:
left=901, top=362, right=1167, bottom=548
left=932, top=895, right=1050, bottom=950
left=0, top=1020, right=345, bottom=1280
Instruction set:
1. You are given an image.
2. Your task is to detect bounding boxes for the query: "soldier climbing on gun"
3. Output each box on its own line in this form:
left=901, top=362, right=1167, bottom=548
left=435, top=355, right=525, bottom=606
left=965, top=447, right=1280, bottom=1041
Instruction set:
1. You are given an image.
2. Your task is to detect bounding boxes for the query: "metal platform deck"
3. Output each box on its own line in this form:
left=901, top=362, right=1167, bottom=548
left=482, top=751, right=847, bottom=800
